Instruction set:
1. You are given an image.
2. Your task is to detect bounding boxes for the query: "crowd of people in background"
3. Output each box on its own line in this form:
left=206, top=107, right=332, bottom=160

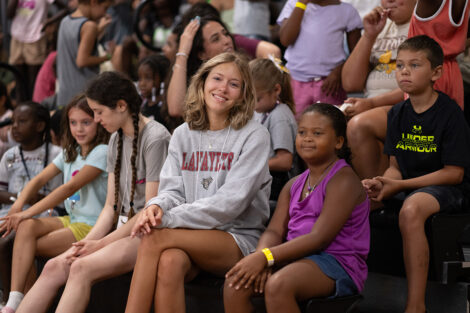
left=0, top=1, right=469, bottom=313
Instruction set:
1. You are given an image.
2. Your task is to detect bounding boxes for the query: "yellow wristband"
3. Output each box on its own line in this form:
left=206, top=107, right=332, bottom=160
left=262, top=248, right=274, bottom=267
left=295, top=1, right=307, bottom=10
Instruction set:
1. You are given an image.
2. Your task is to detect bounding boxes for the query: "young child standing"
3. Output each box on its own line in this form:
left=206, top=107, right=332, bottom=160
left=250, top=57, right=297, bottom=201
left=224, top=103, right=370, bottom=312
left=137, top=54, right=170, bottom=126
left=15, top=71, right=170, bottom=313
left=7, top=0, right=62, bottom=93
left=277, top=0, right=362, bottom=118
left=56, top=0, right=112, bottom=107
left=0, top=101, right=62, bottom=310
left=0, top=95, right=109, bottom=313
left=363, top=35, right=470, bottom=313
left=124, top=52, right=271, bottom=313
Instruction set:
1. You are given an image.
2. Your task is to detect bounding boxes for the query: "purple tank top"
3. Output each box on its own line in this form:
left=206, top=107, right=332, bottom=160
left=287, top=159, right=370, bottom=291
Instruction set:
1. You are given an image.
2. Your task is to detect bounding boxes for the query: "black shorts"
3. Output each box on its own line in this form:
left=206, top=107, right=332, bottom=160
left=407, top=184, right=470, bottom=213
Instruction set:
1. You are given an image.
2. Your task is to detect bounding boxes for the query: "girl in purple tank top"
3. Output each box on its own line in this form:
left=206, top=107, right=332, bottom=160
left=224, top=103, right=370, bottom=312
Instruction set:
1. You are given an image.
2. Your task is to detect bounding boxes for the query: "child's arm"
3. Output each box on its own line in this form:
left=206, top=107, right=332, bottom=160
left=76, top=20, right=111, bottom=68
left=256, top=178, right=293, bottom=249
left=70, top=179, right=160, bottom=259
left=344, top=88, right=404, bottom=117
left=269, top=149, right=293, bottom=172
left=227, top=168, right=365, bottom=289
left=322, top=26, right=360, bottom=97
left=0, top=164, right=104, bottom=236
left=255, top=40, right=282, bottom=59
left=416, top=0, right=444, bottom=18
left=97, top=181, right=159, bottom=247
left=279, top=0, right=308, bottom=47
left=0, top=191, right=19, bottom=205
left=167, top=19, right=200, bottom=117
left=362, top=155, right=401, bottom=200
left=342, top=6, right=389, bottom=93
left=321, top=63, right=344, bottom=97
left=416, top=0, right=466, bottom=21
left=5, top=163, right=61, bottom=211
left=42, top=9, right=69, bottom=31
left=374, top=156, right=465, bottom=201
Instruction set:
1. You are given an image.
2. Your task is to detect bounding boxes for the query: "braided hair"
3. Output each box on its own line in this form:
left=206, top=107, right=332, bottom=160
left=85, top=72, right=141, bottom=220
left=14, top=102, right=52, bottom=192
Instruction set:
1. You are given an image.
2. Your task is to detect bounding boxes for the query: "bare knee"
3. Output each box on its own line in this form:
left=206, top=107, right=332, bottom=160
left=139, top=229, right=166, bottom=254
left=347, top=114, right=374, bottom=144
left=16, top=219, right=37, bottom=239
left=223, top=279, right=253, bottom=305
left=68, top=258, right=92, bottom=282
left=41, top=257, right=70, bottom=285
left=157, top=250, right=191, bottom=287
left=265, top=272, right=291, bottom=302
left=399, top=201, right=426, bottom=235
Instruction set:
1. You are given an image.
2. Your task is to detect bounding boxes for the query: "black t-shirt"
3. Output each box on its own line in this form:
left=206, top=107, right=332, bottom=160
left=384, top=92, right=470, bottom=183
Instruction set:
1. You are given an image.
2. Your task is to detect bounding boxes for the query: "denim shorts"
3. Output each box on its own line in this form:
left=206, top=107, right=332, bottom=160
left=305, top=251, right=357, bottom=298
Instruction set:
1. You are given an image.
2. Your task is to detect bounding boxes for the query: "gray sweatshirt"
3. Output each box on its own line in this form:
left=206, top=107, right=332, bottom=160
left=147, top=119, right=272, bottom=256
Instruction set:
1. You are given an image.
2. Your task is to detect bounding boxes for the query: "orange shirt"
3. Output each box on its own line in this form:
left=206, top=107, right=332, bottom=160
left=408, top=0, right=470, bottom=109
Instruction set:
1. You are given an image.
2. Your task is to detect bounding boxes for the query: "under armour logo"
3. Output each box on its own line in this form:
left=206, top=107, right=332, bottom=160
left=412, top=125, right=422, bottom=134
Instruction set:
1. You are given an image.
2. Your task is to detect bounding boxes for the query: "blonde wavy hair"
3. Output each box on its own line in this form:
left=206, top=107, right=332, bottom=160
left=184, top=52, right=255, bottom=130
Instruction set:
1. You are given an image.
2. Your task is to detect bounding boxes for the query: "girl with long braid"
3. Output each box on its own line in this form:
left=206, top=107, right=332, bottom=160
left=125, top=52, right=271, bottom=313
left=15, top=72, right=171, bottom=313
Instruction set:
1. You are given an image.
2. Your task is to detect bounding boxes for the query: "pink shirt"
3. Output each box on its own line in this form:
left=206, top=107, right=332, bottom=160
left=33, top=51, right=57, bottom=103
left=11, top=0, right=54, bottom=43
left=287, top=160, right=370, bottom=291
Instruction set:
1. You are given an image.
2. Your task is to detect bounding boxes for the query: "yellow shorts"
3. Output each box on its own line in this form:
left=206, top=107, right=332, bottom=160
left=58, top=216, right=93, bottom=241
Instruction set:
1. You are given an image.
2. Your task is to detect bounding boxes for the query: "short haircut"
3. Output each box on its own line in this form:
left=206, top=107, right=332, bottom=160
left=397, top=35, right=444, bottom=68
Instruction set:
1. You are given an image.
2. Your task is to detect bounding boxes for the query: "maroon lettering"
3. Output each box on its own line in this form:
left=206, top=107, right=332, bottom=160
left=181, top=152, right=187, bottom=170
left=209, top=152, right=216, bottom=171
left=221, top=153, right=228, bottom=170
left=215, top=152, right=221, bottom=171
left=226, top=152, right=234, bottom=170
left=201, top=152, right=209, bottom=171
left=188, top=153, right=195, bottom=171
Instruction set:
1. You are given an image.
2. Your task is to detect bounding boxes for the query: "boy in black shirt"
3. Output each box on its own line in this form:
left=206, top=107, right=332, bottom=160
left=363, top=35, right=470, bottom=313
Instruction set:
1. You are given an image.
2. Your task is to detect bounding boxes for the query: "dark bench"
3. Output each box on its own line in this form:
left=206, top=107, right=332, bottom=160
left=361, top=200, right=470, bottom=313
left=367, top=199, right=470, bottom=283
left=43, top=266, right=362, bottom=313
left=40, top=197, right=470, bottom=313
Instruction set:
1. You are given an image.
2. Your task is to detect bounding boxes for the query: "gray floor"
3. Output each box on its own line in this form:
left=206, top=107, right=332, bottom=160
left=357, top=272, right=469, bottom=313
